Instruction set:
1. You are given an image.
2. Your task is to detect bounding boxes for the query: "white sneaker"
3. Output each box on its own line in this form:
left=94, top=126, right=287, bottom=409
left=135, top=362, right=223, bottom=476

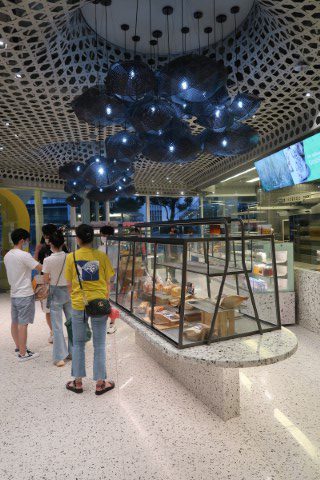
left=18, top=351, right=40, bottom=362
left=107, top=324, right=117, bottom=334
left=48, top=333, right=53, bottom=344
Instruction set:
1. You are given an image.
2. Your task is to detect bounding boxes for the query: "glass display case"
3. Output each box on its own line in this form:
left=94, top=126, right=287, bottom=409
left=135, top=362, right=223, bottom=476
left=108, top=218, right=282, bottom=349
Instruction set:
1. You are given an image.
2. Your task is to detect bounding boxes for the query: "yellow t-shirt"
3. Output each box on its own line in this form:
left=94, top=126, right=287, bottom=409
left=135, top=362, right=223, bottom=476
left=65, top=247, right=115, bottom=311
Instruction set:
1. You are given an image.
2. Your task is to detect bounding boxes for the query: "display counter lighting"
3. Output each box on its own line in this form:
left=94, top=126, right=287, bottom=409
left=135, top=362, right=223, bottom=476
left=220, top=167, right=256, bottom=183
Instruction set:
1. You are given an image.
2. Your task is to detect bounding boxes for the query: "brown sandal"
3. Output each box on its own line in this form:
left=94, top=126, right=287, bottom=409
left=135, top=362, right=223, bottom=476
left=95, top=380, right=115, bottom=396
left=66, top=380, right=83, bottom=394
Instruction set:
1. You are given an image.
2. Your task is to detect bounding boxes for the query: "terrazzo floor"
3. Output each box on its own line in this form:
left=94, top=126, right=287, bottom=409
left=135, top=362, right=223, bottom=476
left=0, top=293, right=319, bottom=480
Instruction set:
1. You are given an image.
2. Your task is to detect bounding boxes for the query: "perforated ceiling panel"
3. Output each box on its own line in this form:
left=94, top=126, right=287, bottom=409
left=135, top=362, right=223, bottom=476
left=0, top=0, right=319, bottom=194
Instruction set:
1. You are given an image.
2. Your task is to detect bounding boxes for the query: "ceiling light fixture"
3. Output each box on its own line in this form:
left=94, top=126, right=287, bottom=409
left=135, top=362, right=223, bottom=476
left=220, top=167, right=256, bottom=183
left=246, top=177, right=260, bottom=183
left=305, top=92, right=311, bottom=97
left=15, top=73, right=22, bottom=79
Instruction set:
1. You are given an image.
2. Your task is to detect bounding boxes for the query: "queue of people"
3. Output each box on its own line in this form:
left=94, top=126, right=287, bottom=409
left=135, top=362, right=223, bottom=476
left=4, top=223, right=117, bottom=395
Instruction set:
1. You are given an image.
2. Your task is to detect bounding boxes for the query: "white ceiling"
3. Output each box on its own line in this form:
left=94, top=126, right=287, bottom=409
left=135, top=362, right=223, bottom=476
left=81, top=0, right=254, bottom=55
left=0, top=0, right=319, bottom=194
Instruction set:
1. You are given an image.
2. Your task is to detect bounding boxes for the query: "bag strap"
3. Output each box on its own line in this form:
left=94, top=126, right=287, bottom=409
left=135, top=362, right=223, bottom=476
left=55, top=253, right=66, bottom=287
left=73, top=252, right=83, bottom=290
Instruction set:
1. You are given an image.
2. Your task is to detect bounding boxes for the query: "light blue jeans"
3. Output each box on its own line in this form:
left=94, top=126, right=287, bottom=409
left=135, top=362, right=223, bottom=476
left=50, top=286, right=72, bottom=363
left=71, top=309, right=107, bottom=381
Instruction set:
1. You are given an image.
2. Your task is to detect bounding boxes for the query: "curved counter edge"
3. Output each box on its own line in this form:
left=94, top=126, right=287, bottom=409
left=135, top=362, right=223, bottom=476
left=120, top=311, right=298, bottom=369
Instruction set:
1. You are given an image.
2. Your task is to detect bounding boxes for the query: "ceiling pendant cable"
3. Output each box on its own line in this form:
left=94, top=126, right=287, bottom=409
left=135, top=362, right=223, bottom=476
left=162, top=6, right=173, bottom=62
left=231, top=5, right=240, bottom=92
left=194, top=11, right=203, bottom=55
left=133, top=0, right=140, bottom=58
left=104, top=1, right=111, bottom=71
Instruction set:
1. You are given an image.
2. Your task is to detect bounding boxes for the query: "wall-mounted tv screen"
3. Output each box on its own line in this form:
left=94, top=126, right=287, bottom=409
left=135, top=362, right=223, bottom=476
left=255, top=131, right=320, bottom=192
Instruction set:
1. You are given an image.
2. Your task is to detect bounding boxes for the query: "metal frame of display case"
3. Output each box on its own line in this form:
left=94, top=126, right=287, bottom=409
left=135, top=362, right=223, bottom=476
left=110, top=217, right=282, bottom=349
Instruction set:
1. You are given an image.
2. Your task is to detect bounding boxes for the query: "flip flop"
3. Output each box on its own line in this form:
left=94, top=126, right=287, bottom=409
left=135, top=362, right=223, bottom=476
left=66, top=380, right=83, bottom=394
left=95, top=380, right=115, bottom=396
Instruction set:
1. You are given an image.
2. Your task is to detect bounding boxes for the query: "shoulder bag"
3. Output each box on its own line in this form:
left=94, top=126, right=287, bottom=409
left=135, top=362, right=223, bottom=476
left=73, top=252, right=111, bottom=318
left=46, top=253, right=67, bottom=309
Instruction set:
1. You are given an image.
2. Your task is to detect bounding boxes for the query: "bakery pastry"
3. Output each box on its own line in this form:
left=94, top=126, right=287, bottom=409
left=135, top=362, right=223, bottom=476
left=184, top=324, right=210, bottom=341
left=154, top=305, right=165, bottom=313
left=220, top=295, right=247, bottom=309
left=171, top=286, right=181, bottom=298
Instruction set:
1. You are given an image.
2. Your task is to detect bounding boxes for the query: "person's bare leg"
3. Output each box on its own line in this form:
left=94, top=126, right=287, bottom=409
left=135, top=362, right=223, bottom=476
left=11, top=323, right=19, bottom=349
left=46, top=312, right=52, bottom=332
left=18, top=324, right=28, bottom=356
left=46, top=313, right=51, bottom=329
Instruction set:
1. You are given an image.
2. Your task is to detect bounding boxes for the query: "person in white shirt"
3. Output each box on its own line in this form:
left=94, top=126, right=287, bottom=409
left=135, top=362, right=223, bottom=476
left=43, top=230, right=72, bottom=367
left=99, top=225, right=118, bottom=334
left=4, top=228, right=42, bottom=362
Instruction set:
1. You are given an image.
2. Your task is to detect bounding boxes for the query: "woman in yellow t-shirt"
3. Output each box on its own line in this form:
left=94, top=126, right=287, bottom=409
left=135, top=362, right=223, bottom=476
left=65, top=224, right=115, bottom=395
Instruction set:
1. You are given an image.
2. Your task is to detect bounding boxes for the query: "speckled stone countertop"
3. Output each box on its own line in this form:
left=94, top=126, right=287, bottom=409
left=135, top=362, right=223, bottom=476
left=120, top=311, right=298, bottom=369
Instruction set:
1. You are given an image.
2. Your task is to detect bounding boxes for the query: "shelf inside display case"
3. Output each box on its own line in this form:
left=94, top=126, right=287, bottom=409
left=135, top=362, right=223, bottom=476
left=156, top=260, right=245, bottom=276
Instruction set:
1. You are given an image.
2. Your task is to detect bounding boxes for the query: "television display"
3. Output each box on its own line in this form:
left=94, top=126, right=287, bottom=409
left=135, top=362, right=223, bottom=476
left=255, top=131, right=320, bottom=192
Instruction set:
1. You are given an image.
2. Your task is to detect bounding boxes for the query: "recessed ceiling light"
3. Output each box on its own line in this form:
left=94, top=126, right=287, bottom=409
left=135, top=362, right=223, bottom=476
left=15, top=73, right=22, bottom=79
left=252, top=115, right=256, bottom=118
left=14, top=134, right=18, bottom=138
left=180, top=191, right=184, bottom=195
left=5, top=122, right=10, bottom=126
left=166, top=177, right=169, bottom=180
left=0, top=146, right=4, bottom=150
left=156, top=191, right=159, bottom=195
left=305, top=92, right=311, bottom=97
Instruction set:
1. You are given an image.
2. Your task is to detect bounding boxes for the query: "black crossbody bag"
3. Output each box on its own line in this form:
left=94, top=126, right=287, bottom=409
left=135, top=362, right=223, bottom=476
left=73, top=252, right=111, bottom=319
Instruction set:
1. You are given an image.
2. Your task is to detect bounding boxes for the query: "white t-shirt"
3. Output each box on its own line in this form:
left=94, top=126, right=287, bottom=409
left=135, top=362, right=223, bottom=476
left=42, top=251, right=68, bottom=286
left=4, top=248, right=39, bottom=298
left=99, top=241, right=118, bottom=272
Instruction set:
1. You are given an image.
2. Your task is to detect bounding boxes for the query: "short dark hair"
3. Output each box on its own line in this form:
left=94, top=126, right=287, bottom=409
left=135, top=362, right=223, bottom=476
left=49, top=230, right=65, bottom=249
left=75, top=224, right=94, bottom=244
left=42, top=224, right=57, bottom=236
left=100, top=225, right=114, bottom=236
left=11, top=228, right=30, bottom=245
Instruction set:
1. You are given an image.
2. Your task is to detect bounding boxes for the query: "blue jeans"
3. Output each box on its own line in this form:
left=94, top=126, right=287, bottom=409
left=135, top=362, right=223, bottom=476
left=50, top=286, right=72, bottom=363
left=71, top=309, right=107, bottom=381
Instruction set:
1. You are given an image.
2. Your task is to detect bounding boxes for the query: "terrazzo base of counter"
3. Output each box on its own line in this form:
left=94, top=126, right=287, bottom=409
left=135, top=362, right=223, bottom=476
left=119, top=310, right=298, bottom=368
left=244, top=291, right=296, bottom=325
left=136, top=332, right=240, bottom=421
left=295, top=268, right=320, bottom=334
